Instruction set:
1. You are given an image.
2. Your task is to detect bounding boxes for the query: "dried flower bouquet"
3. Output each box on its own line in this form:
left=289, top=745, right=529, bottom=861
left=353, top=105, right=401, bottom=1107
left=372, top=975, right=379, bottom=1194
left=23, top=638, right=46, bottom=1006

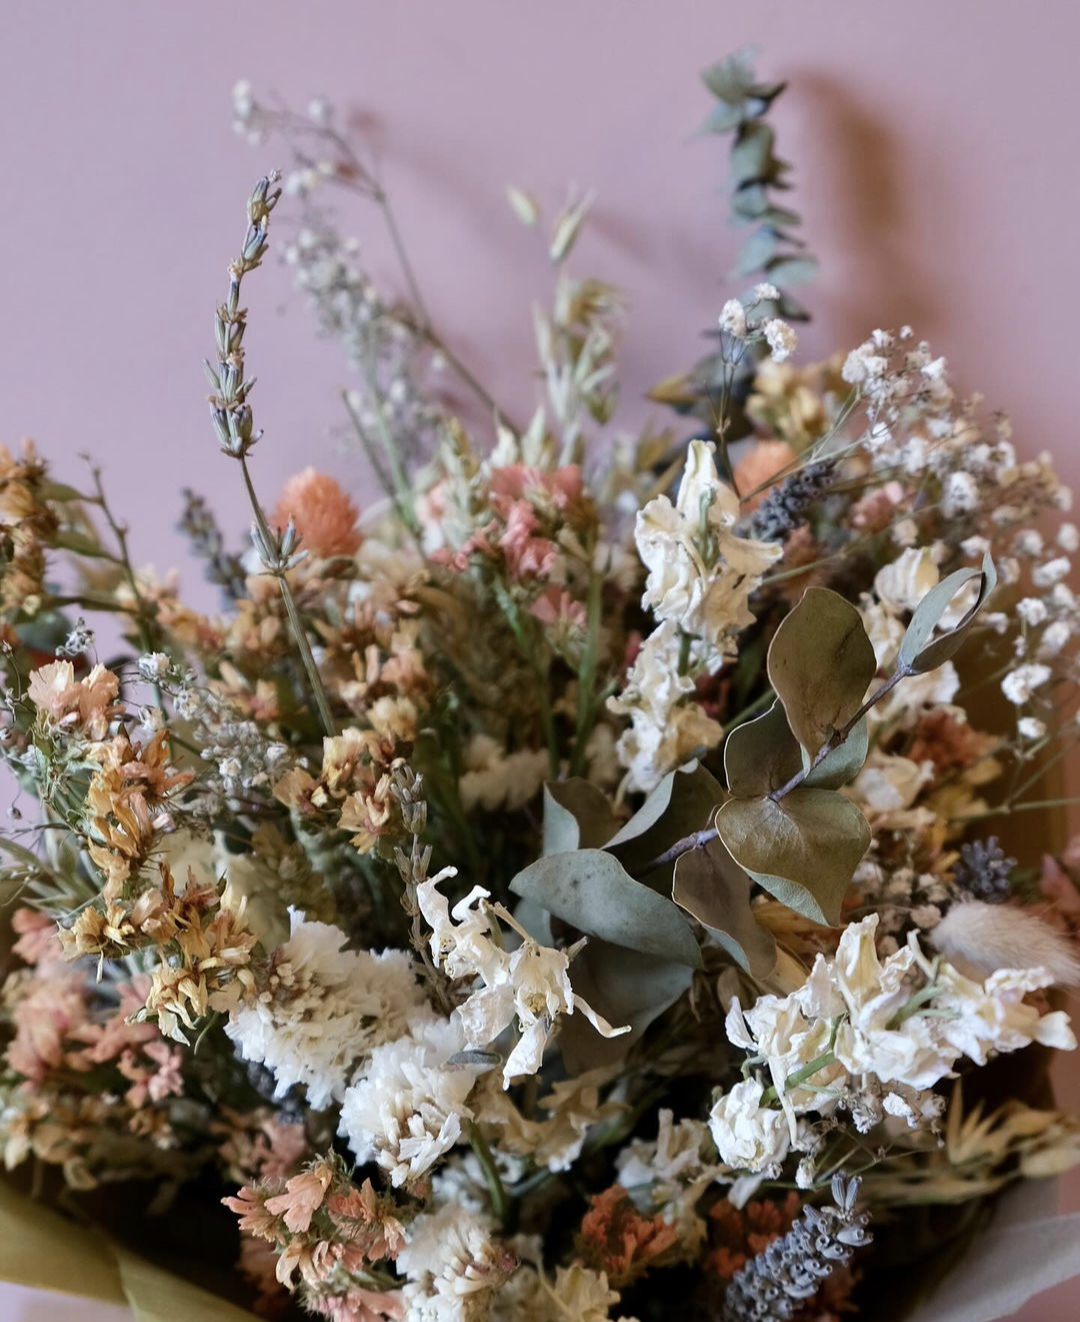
left=1, top=49, right=1079, bottom=1322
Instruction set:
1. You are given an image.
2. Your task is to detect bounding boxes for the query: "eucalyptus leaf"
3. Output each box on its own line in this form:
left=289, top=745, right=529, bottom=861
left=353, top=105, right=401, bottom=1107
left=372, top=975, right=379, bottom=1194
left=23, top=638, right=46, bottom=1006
left=605, top=761, right=724, bottom=891
left=768, top=587, right=876, bottom=755
left=542, top=780, right=622, bottom=855
left=898, top=554, right=998, bottom=674
left=723, top=699, right=801, bottom=798
left=715, top=788, right=871, bottom=925
left=730, top=121, right=776, bottom=183
left=672, top=838, right=777, bottom=977
left=509, top=849, right=703, bottom=968
left=558, top=940, right=695, bottom=1073
left=763, top=255, right=819, bottom=285
left=802, top=717, right=869, bottom=789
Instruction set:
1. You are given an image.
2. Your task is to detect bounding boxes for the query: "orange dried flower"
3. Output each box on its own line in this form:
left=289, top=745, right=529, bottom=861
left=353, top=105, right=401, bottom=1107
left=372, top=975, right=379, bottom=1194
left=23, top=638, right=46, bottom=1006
left=274, top=468, right=362, bottom=560
left=578, top=1184, right=681, bottom=1286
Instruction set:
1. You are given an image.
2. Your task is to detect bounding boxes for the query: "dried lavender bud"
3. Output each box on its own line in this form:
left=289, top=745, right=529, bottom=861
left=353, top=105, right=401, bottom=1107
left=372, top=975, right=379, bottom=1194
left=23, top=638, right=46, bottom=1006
left=178, top=488, right=248, bottom=601
left=724, top=1173, right=872, bottom=1322
left=749, top=457, right=837, bottom=542
left=953, top=837, right=1016, bottom=904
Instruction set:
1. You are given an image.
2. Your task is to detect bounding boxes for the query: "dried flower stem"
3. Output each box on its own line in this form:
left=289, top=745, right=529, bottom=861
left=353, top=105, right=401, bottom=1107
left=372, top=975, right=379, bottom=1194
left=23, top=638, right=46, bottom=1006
left=207, top=173, right=337, bottom=737
left=240, top=455, right=337, bottom=738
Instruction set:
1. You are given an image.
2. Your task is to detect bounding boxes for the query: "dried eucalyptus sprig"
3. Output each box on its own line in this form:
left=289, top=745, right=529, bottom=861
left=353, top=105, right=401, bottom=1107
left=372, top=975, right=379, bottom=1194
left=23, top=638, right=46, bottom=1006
left=207, top=173, right=337, bottom=738
left=723, top=1173, right=872, bottom=1322
left=653, top=47, right=818, bottom=429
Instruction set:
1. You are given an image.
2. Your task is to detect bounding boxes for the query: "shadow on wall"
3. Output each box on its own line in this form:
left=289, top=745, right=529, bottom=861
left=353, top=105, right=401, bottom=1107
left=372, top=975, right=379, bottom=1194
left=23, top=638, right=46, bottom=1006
left=790, top=69, right=945, bottom=349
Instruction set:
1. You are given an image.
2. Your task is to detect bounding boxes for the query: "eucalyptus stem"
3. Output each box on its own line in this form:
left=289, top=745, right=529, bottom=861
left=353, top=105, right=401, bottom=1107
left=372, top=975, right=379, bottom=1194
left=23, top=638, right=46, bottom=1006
left=640, top=666, right=906, bottom=876
left=768, top=668, right=905, bottom=802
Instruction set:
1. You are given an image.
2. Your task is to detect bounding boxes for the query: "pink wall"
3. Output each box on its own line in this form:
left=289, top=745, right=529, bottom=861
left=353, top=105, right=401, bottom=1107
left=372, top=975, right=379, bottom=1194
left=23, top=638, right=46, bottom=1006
left=1, top=3, right=1079, bottom=1318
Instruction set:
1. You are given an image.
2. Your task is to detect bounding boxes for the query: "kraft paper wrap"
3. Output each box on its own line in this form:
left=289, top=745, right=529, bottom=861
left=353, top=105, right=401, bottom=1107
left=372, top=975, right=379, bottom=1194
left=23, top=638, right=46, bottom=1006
left=0, top=1179, right=259, bottom=1321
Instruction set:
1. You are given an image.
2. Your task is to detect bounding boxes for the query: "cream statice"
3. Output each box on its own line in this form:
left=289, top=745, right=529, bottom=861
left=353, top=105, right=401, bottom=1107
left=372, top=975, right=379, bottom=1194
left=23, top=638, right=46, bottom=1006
left=338, top=1014, right=484, bottom=1188
left=226, top=911, right=428, bottom=1109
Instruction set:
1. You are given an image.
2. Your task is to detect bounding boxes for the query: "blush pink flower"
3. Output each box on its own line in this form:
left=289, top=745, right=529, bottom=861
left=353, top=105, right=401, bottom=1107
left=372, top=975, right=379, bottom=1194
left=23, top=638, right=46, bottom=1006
left=264, top=1161, right=336, bottom=1233
left=498, top=500, right=559, bottom=579
left=10, top=907, right=63, bottom=966
left=489, top=463, right=583, bottom=513
left=27, top=661, right=120, bottom=739
left=530, top=585, right=587, bottom=630
left=273, top=468, right=362, bottom=559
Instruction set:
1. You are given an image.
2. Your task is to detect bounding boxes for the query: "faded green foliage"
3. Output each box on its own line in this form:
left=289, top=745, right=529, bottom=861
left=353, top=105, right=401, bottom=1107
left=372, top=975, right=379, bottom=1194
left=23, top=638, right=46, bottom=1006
left=716, top=789, right=872, bottom=926
left=672, top=838, right=777, bottom=976
left=768, top=588, right=877, bottom=756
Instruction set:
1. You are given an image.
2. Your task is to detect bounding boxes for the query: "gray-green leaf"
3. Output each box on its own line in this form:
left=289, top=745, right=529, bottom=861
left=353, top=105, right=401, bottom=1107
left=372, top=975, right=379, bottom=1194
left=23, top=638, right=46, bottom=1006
left=768, top=587, right=876, bottom=756
left=605, top=761, right=724, bottom=892
left=509, top=849, right=703, bottom=968
left=558, top=942, right=694, bottom=1072
left=724, top=699, right=802, bottom=798
left=715, top=788, right=871, bottom=925
left=542, top=780, right=623, bottom=856
left=672, top=839, right=777, bottom=976
left=898, top=554, right=998, bottom=674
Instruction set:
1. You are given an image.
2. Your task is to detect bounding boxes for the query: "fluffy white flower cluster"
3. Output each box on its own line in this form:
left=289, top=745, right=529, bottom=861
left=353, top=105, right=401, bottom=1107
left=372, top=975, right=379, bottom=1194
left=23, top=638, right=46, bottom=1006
left=636, top=441, right=781, bottom=650
left=610, top=441, right=780, bottom=790
left=709, top=914, right=1075, bottom=1173
left=416, top=870, right=628, bottom=1087
left=338, top=1014, right=484, bottom=1188
left=226, top=910, right=427, bottom=1109
left=397, top=1201, right=513, bottom=1322
left=616, top=1109, right=722, bottom=1253
left=606, top=621, right=724, bottom=794
left=717, top=289, right=796, bottom=362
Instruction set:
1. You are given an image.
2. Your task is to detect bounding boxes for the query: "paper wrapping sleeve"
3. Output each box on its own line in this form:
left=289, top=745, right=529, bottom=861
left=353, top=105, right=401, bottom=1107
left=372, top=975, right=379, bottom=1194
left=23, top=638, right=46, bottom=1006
left=0, top=1179, right=260, bottom=1321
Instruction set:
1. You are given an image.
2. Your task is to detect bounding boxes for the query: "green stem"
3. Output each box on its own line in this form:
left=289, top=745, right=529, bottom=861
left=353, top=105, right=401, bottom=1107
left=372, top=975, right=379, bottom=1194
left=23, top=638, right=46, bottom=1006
left=239, top=455, right=337, bottom=738
left=568, top=565, right=605, bottom=778
left=957, top=795, right=1080, bottom=826
left=762, top=1049, right=837, bottom=1104
left=468, top=1123, right=508, bottom=1224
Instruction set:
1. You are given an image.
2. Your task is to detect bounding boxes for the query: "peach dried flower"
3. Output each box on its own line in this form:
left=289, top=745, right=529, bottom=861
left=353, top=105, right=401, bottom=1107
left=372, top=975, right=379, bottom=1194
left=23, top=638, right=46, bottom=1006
left=733, top=440, right=796, bottom=511
left=273, top=468, right=361, bottom=559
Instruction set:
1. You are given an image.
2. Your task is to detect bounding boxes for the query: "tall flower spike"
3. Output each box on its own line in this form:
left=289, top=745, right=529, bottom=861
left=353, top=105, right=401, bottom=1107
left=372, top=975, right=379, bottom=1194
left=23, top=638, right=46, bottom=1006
left=206, top=172, right=281, bottom=459
left=723, top=1174, right=872, bottom=1322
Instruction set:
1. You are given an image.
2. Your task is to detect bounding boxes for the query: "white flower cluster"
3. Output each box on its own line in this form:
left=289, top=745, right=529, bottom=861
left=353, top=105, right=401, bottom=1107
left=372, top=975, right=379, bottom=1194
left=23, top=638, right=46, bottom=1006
left=397, top=1201, right=512, bottom=1322
left=338, top=1014, right=484, bottom=1189
left=610, top=441, right=781, bottom=791
left=709, top=914, right=1075, bottom=1174
left=416, top=870, right=628, bottom=1087
left=225, top=910, right=427, bottom=1109
left=998, top=521, right=1078, bottom=736
left=616, top=1109, right=724, bottom=1252
left=717, top=286, right=796, bottom=362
